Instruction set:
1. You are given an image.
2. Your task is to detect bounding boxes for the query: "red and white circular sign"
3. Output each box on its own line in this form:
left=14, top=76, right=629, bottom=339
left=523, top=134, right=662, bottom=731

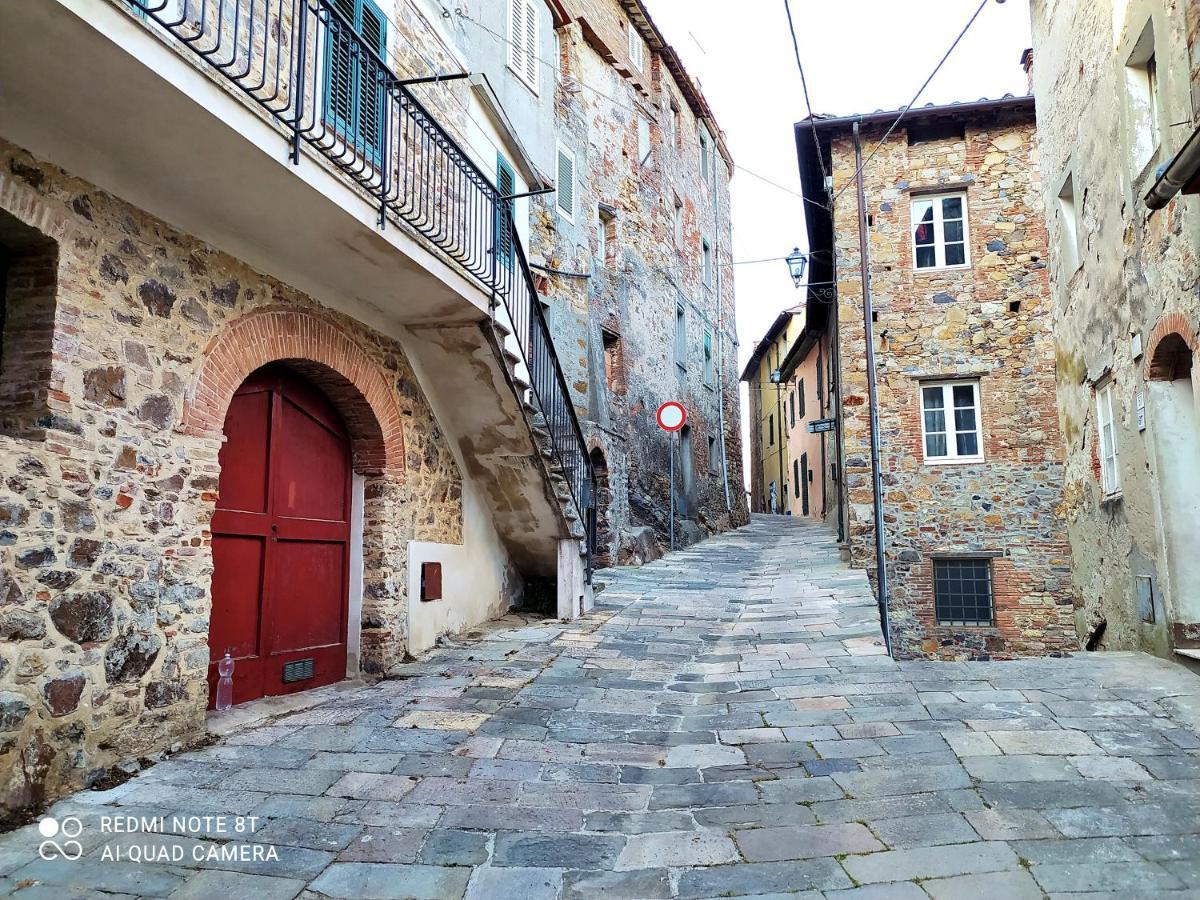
left=656, top=401, right=687, bottom=432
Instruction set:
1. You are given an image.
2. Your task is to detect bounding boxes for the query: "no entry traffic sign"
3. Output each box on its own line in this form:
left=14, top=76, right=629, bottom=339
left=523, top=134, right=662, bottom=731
left=656, top=401, right=687, bottom=432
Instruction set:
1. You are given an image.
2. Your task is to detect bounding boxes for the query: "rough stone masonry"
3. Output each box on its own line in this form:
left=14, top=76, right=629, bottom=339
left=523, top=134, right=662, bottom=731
left=532, top=4, right=749, bottom=565
left=820, top=100, right=1077, bottom=660
left=0, top=141, right=468, bottom=819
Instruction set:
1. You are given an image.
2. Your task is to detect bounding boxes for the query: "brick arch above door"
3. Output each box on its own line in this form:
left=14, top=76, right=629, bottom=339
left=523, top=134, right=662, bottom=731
left=181, top=306, right=405, bottom=477
left=1145, top=312, right=1198, bottom=382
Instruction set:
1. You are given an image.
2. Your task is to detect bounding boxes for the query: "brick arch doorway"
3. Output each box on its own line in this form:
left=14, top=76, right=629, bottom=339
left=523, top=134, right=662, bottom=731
left=1146, top=328, right=1200, bottom=634
left=589, top=446, right=613, bottom=569
left=186, top=308, right=409, bottom=702
left=209, top=363, right=355, bottom=706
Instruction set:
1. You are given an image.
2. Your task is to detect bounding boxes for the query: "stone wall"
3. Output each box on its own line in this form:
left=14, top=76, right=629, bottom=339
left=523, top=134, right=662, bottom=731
left=532, top=13, right=748, bottom=564
left=829, top=109, right=1076, bottom=659
left=1028, top=0, right=1200, bottom=660
left=0, top=140, right=464, bottom=818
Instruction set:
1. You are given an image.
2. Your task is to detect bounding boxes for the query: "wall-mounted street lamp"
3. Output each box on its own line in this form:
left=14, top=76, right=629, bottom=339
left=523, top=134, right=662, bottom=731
left=786, top=247, right=807, bottom=288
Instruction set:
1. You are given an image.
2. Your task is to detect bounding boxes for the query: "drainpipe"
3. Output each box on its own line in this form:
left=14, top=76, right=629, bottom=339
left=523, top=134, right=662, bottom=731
left=715, top=236, right=732, bottom=514
left=832, top=236, right=846, bottom=544
left=853, top=121, right=892, bottom=656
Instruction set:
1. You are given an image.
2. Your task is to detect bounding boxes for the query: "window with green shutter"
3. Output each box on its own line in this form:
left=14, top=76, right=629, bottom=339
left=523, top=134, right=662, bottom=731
left=496, top=154, right=516, bottom=269
left=323, top=0, right=388, bottom=164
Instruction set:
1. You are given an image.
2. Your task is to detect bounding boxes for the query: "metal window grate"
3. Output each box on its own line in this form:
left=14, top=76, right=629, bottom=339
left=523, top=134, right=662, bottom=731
left=934, top=558, right=993, bottom=626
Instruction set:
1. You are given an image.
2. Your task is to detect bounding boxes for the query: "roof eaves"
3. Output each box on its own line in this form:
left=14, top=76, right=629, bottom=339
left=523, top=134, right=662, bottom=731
left=799, top=94, right=1035, bottom=135
left=739, top=308, right=800, bottom=382
left=618, top=0, right=734, bottom=168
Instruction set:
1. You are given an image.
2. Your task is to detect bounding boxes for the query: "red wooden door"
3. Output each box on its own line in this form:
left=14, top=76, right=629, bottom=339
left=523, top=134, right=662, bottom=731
left=208, top=364, right=352, bottom=707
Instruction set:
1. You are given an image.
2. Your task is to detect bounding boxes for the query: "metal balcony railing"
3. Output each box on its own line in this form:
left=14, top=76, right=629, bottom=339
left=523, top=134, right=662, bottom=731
left=123, top=0, right=595, bottom=576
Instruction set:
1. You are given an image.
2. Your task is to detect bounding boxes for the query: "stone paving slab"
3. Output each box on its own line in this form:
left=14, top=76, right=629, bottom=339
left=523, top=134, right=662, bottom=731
left=3, top=517, right=1200, bottom=897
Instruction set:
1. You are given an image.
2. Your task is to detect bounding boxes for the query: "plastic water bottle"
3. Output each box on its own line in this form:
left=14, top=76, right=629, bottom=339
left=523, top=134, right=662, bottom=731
left=215, top=652, right=234, bottom=711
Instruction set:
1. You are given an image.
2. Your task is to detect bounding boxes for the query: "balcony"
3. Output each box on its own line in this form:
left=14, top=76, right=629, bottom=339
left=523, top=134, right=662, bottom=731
left=0, top=0, right=594, bottom=573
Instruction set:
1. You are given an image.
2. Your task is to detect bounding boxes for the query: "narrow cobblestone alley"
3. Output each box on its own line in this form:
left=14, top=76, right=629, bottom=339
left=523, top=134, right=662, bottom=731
left=5, top=516, right=1200, bottom=898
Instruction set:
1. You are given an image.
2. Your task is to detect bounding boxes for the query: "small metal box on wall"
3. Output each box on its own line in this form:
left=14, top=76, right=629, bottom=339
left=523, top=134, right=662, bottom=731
left=421, top=562, right=443, bottom=601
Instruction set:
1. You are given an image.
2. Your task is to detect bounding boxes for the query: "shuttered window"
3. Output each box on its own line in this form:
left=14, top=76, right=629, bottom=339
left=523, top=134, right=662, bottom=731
left=555, top=144, right=575, bottom=222
left=495, top=154, right=516, bottom=270
left=508, top=0, right=540, bottom=94
left=322, top=0, right=387, bottom=163
left=628, top=24, right=644, bottom=72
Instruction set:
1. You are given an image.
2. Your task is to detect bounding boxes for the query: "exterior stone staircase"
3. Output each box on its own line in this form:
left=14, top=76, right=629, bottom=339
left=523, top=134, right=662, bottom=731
left=402, top=315, right=591, bottom=617
left=485, top=318, right=588, bottom=549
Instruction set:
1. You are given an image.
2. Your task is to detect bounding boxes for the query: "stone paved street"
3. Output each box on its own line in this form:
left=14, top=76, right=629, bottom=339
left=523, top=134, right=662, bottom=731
left=5, top=516, right=1200, bottom=898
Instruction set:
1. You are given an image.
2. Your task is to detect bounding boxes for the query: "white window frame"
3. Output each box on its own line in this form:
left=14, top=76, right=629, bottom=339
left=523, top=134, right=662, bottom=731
left=555, top=142, right=575, bottom=223
left=507, top=0, right=540, bottom=96
left=627, top=22, right=643, bottom=72
left=911, top=192, right=970, bottom=271
left=920, top=380, right=984, bottom=464
left=1096, top=381, right=1121, bottom=495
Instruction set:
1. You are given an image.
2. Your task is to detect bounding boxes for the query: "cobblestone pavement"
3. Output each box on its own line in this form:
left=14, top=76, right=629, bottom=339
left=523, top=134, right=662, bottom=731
left=5, top=516, right=1200, bottom=898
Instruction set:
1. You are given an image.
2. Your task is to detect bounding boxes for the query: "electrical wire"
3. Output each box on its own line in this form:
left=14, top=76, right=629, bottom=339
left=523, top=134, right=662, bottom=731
left=373, top=3, right=829, bottom=292
left=782, top=0, right=827, bottom=206
left=451, top=7, right=824, bottom=211
left=732, top=164, right=828, bottom=212
left=829, top=0, right=990, bottom=207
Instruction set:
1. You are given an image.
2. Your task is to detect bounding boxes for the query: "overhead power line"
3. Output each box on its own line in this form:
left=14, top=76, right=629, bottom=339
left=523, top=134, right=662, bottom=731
left=829, top=0, right=991, bottom=207
left=781, top=0, right=827, bottom=204
left=452, top=8, right=824, bottom=210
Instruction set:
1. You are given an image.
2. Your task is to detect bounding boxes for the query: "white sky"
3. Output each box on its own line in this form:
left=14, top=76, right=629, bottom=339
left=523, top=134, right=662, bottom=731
left=642, top=0, right=1034, bottom=488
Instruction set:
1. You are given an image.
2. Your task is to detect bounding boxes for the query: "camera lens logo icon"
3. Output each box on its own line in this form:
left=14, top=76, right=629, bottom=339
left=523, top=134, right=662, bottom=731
left=37, top=816, right=83, bottom=861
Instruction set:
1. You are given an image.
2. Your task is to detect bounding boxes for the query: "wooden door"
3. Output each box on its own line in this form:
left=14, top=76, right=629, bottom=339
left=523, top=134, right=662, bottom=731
left=208, top=364, right=352, bottom=707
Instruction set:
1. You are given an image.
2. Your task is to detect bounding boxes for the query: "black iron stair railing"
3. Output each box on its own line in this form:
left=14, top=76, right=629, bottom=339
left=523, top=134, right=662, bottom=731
left=123, top=0, right=595, bottom=576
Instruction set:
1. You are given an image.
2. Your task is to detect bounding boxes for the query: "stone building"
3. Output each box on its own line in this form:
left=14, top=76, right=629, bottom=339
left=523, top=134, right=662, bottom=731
left=0, top=0, right=742, bottom=817
left=796, top=96, right=1077, bottom=659
left=0, top=0, right=630, bottom=816
left=426, top=0, right=746, bottom=562
left=537, top=0, right=748, bottom=559
left=741, top=309, right=803, bottom=515
left=1027, top=0, right=1200, bottom=668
